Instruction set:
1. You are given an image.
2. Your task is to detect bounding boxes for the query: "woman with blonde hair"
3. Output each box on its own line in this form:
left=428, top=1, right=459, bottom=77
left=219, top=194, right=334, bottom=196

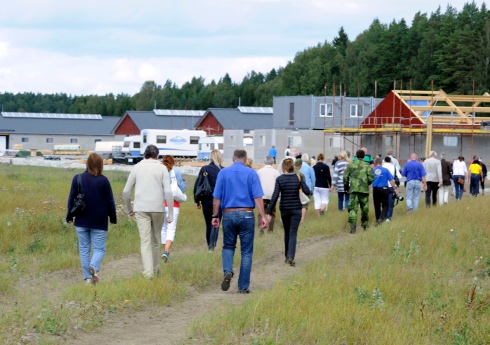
left=66, top=153, right=117, bottom=284
left=161, top=155, right=186, bottom=261
left=194, top=149, right=223, bottom=251
left=332, top=151, right=351, bottom=211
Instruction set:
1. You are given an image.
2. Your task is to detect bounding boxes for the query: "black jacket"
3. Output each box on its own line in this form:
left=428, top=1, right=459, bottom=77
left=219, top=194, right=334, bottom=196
left=267, top=173, right=310, bottom=213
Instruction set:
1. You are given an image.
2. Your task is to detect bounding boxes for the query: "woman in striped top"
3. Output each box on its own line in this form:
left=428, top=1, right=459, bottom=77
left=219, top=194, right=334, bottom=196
left=332, top=151, right=351, bottom=211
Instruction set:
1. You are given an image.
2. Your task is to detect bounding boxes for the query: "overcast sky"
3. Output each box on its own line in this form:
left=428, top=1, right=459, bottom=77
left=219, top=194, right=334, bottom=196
left=0, top=0, right=484, bottom=96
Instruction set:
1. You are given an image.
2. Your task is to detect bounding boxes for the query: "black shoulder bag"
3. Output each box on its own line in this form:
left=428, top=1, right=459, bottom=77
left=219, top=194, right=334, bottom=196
left=69, top=174, right=87, bottom=217
left=394, top=167, right=400, bottom=187
left=194, top=166, right=214, bottom=201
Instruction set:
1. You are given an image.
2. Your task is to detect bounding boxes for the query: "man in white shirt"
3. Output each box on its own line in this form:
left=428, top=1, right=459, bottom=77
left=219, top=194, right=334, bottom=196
left=423, top=151, right=443, bottom=207
left=257, top=156, right=280, bottom=234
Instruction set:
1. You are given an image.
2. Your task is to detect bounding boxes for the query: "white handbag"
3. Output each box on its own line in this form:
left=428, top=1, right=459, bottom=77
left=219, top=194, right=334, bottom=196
left=170, top=170, right=187, bottom=203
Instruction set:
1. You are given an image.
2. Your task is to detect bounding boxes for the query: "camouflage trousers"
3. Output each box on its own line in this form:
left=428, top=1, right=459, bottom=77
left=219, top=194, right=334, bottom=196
left=347, top=192, right=370, bottom=228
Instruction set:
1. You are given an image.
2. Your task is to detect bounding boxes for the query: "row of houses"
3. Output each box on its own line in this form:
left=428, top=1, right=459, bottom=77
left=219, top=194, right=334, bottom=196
left=1, top=90, right=489, bottom=163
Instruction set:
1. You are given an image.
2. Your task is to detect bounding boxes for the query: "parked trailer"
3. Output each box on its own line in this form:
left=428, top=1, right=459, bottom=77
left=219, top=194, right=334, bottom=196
left=197, top=136, right=224, bottom=160
left=140, top=129, right=206, bottom=158
left=121, top=136, right=141, bottom=157
left=94, top=141, right=123, bottom=159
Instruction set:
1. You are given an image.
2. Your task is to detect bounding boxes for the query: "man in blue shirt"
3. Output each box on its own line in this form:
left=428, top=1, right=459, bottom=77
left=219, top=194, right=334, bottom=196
left=268, top=145, right=277, bottom=164
left=372, top=158, right=399, bottom=224
left=212, top=149, right=267, bottom=294
left=402, top=153, right=427, bottom=213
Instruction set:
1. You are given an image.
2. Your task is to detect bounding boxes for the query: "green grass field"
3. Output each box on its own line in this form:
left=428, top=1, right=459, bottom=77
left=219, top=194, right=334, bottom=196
left=0, top=165, right=488, bottom=344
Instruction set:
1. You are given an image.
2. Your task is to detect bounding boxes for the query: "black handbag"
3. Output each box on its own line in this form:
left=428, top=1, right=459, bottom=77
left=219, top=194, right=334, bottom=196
left=394, top=167, right=400, bottom=187
left=194, top=166, right=213, bottom=201
left=69, top=174, right=87, bottom=217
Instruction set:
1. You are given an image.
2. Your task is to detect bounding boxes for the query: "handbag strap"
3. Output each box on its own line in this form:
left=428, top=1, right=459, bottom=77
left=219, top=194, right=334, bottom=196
left=77, top=174, right=83, bottom=193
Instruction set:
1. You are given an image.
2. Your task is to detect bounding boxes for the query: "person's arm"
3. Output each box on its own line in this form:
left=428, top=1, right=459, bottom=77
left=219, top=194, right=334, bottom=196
left=122, top=171, right=136, bottom=216
left=254, top=197, right=267, bottom=229
left=267, top=180, right=281, bottom=215
left=389, top=179, right=398, bottom=193
left=211, top=198, right=221, bottom=228
left=300, top=179, right=310, bottom=196
left=175, top=170, right=186, bottom=193
left=66, top=175, right=77, bottom=223
left=437, top=162, right=443, bottom=186
left=105, top=178, right=117, bottom=224
left=421, top=176, right=427, bottom=191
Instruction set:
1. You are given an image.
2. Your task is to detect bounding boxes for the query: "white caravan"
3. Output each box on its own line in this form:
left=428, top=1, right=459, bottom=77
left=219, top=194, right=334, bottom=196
left=140, top=129, right=206, bottom=157
left=197, top=136, right=224, bottom=160
left=121, top=135, right=141, bottom=156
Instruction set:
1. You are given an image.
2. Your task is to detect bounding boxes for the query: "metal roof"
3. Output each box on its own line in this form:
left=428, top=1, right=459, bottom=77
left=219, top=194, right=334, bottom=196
left=204, top=108, right=273, bottom=130
left=154, top=109, right=205, bottom=116
left=0, top=115, right=119, bottom=135
left=2, top=112, right=102, bottom=120
left=124, top=111, right=201, bottom=130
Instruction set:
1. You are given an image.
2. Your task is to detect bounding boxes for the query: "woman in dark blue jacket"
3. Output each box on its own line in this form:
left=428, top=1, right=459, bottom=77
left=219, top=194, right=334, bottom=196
left=194, top=149, right=223, bottom=251
left=266, top=158, right=310, bottom=267
left=66, top=153, right=117, bottom=284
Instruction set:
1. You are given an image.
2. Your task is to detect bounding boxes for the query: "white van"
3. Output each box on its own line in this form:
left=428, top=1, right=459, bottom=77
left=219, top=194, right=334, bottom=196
left=197, top=136, right=224, bottom=160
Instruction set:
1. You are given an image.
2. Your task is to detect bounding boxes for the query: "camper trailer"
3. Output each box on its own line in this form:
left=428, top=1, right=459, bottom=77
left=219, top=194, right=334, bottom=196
left=121, top=135, right=141, bottom=157
left=197, top=136, right=224, bottom=160
left=140, top=129, right=207, bottom=158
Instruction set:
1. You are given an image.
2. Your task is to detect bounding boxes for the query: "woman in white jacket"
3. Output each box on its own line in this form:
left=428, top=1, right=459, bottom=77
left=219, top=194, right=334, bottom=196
left=382, top=156, right=402, bottom=221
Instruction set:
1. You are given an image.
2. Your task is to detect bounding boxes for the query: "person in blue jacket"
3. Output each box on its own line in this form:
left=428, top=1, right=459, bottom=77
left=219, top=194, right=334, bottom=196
left=268, top=145, right=277, bottom=164
left=66, top=153, right=117, bottom=284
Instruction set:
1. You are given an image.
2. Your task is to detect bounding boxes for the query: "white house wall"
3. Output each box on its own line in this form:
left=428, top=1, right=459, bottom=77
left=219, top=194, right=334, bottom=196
left=7, top=134, right=125, bottom=152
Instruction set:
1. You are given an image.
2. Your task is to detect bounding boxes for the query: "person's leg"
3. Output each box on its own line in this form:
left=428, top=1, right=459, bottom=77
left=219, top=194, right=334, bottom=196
left=344, top=192, right=350, bottom=210
left=337, top=191, right=344, bottom=211
left=281, top=211, right=291, bottom=258
left=323, top=187, right=330, bottom=210
left=406, top=180, right=414, bottom=211
left=237, top=211, right=255, bottom=291
left=372, top=188, right=382, bottom=221
left=268, top=202, right=276, bottom=232
left=387, top=188, right=394, bottom=219
left=201, top=200, right=213, bottom=247
left=222, top=212, right=237, bottom=278
left=432, top=184, right=439, bottom=205
left=425, top=182, right=432, bottom=207
left=161, top=207, right=169, bottom=245
left=443, top=186, right=449, bottom=203
left=313, top=187, right=321, bottom=216
left=379, top=189, right=389, bottom=221
left=75, top=227, right=91, bottom=280
left=348, top=193, right=359, bottom=229
left=135, top=212, right=154, bottom=278
left=286, top=209, right=302, bottom=261
left=453, top=176, right=462, bottom=200
left=89, top=229, right=108, bottom=274
left=359, top=194, right=370, bottom=229
left=413, top=183, right=421, bottom=211
left=150, top=212, right=165, bottom=275
left=164, top=206, right=179, bottom=255
left=438, top=186, right=444, bottom=205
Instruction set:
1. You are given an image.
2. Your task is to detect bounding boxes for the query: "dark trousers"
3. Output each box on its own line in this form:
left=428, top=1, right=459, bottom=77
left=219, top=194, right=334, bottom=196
left=373, top=187, right=390, bottom=222
left=425, top=181, right=439, bottom=206
left=258, top=199, right=275, bottom=232
left=280, top=208, right=302, bottom=259
left=202, top=200, right=221, bottom=250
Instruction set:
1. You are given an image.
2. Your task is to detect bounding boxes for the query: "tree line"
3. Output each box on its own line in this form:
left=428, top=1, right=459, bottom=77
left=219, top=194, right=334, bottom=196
left=1, top=2, right=489, bottom=116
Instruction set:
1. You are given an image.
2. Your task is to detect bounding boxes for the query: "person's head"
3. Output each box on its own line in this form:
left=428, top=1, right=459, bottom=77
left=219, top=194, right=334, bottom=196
left=86, top=152, right=104, bottom=176
left=296, top=154, right=302, bottom=159
left=338, top=150, right=351, bottom=163
left=384, top=156, right=392, bottom=164
left=473, top=155, right=479, bottom=160
left=233, top=149, right=247, bottom=163
left=312, top=156, right=316, bottom=160
left=209, top=149, right=223, bottom=166
left=356, top=149, right=365, bottom=159
left=441, top=153, right=446, bottom=160
left=287, top=146, right=290, bottom=149
left=282, top=158, right=295, bottom=173
left=409, top=153, right=418, bottom=161
left=301, top=153, right=310, bottom=164
left=245, top=157, right=253, bottom=168
left=374, top=157, right=383, bottom=166
left=162, top=155, right=175, bottom=171
left=317, top=153, right=325, bottom=161
left=430, top=151, right=437, bottom=158
left=361, top=147, right=368, bottom=154
left=386, top=149, right=394, bottom=156
left=144, top=144, right=159, bottom=159
left=264, top=156, right=274, bottom=165
left=272, top=145, right=275, bottom=148
left=458, top=155, right=465, bottom=162
left=294, top=158, right=302, bottom=168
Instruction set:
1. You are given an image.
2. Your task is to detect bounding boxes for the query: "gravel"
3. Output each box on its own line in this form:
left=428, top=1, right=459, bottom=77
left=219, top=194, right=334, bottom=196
left=0, top=157, right=202, bottom=176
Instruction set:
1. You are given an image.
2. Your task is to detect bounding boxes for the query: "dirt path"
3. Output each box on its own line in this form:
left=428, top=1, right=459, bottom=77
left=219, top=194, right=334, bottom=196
left=63, top=233, right=350, bottom=345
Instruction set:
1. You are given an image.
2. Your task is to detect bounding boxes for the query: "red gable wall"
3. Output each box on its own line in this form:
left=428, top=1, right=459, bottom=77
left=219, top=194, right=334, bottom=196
left=115, top=115, right=140, bottom=135
left=196, top=113, right=223, bottom=135
left=361, top=91, right=424, bottom=128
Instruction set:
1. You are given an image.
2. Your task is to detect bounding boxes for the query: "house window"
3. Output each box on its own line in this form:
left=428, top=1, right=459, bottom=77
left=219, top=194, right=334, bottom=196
left=210, top=143, right=215, bottom=150
left=443, top=136, right=458, bottom=147
left=320, top=103, right=333, bottom=117
left=46, top=138, right=54, bottom=143
left=190, top=136, right=199, bottom=145
left=156, top=135, right=166, bottom=144
left=230, top=135, right=236, bottom=146
left=259, top=135, right=266, bottom=146
left=350, top=104, right=358, bottom=117
left=94, top=139, right=102, bottom=143
left=70, top=138, right=78, bottom=144
left=288, top=136, right=302, bottom=147
left=218, top=143, right=224, bottom=150
left=385, top=136, right=393, bottom=147
left=21, top=137, right=29, bottom=143
left=289, top=103, right=295, bottom=126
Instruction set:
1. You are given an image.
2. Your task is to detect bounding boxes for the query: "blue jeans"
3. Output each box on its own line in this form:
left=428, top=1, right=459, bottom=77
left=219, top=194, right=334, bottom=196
left=280, top=208, right=302, bottom=259
left=386, top=187, right=395, bottom=219
left=406, top=179, right=421, bottom=211
left=470, top=175, right=480, bottom=195
left=75, top=227, right=107, bottom=280
left=337, top=192, right=350, bottom=211
left=453, top=175, right=464, bottom=200
left=222, top=210, right=255, bottom=290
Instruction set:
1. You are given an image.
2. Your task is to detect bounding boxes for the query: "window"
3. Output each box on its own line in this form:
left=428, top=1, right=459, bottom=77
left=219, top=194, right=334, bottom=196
left=190, top=136, right=199, bottom=145
left=156, top=135, right=166, bottom=144
left=385, top=136, right=393, bottom=147
left=350, top=104, right=358, bottom=117
left=124, top=141, right=130, bottom=148
left=94, top=139, right=102, bottom=143
left=210, top=143, right=215, bottom=150
left=21, top=137, right=29, bottom=143
left=134, top=142, right=141, bottom=149
left=70, top=138, right=78, bottom=144
left=443, top=136, right=458, bottom=147
left=198, top=144, right=202, bottom=150
left=46, top=138, right=54, bottom=143
left=143, top=134, right=147, bottom=144
left=289, top=103, right=295, bottom=126
left=320, top=103, right=333, bottom=117
left=288, top=136, right=302, bottom=147
left=218, top=143, right=224, bottom=150
left=259, top=135, right=266, bottom=146
left=230, top=135, right=236, bottom=146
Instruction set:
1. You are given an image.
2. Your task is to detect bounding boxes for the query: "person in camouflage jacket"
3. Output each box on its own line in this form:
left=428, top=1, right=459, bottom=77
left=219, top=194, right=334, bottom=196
left=343, top=149, right=375, bottom=233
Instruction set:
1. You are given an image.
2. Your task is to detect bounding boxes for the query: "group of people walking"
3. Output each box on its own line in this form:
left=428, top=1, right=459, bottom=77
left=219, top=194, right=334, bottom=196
left=66, top=145, right=487, bottom=293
